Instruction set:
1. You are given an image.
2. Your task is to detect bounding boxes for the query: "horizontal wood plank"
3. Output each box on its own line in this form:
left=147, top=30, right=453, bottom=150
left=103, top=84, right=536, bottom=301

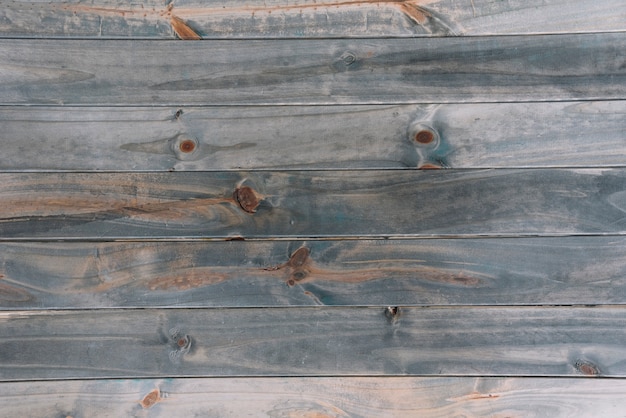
left=1, top=306, right=625, bottom=379
left=2, top=169, right=626, bottom=239
left=1, top=34, right=625, bottom=105
left=1, top=0, right=624, bottom=38
left=1, top=101, right=624, bottom=170
left=2, top=237, right=626, bottom=308
left=1, top=377, right=625, bottom=416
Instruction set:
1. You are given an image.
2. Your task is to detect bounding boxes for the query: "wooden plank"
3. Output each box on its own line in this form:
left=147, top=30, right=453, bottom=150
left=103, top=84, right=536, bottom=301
left=3, top=237, right=626, bottom=308
left=2, top=169, right=626, bottom=239
left=1, top=101, right=624, bottom=171
left=1, top=377, right=625, bottom=416
left=1, top=34, right=625, bottom=106
left=1, top=306, right=625, bottom=379
left=1, top=0, right=624, bottom=38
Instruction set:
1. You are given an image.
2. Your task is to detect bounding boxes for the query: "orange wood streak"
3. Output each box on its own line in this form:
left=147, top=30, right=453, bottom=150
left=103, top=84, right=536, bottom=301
left=147, top=268, right=230, bottom=290
left=0, top=195, right=239, bottom=222
left=173, top=0, right=437, bottom=18
left=0, top=280, right=33, bottom=302
left=170, top=16, right=202, bottom=40
left=142, top=259, right=485, bottom=292
left=448, top=391, right=501, bottom=402
left=49, top=0, right=437, bottom=25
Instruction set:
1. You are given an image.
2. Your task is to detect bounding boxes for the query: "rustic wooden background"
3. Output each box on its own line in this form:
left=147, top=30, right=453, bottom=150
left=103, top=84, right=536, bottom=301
left=1, top=0, right=625, bottom=415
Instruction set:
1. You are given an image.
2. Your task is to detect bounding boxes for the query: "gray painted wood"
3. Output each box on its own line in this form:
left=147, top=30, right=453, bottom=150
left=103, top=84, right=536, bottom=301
left=1, top=33, right=625, bottom=105
left=1, top=0, right=624, bottom=39
left=2, top=169, right=626, bottom=239
left=1, top=0, right=624, bottom=408
left=1, top=101, right=624, bottom=171
left=1, top=377, right=625, bottom=416
left=3, top=237, right=626, bottom=309
left=0, top=306, right=624, bottom=379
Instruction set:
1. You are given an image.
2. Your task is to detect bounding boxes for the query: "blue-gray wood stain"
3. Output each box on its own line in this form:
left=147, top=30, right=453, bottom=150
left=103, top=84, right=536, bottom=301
left=1, top=0, right=625, bottom=412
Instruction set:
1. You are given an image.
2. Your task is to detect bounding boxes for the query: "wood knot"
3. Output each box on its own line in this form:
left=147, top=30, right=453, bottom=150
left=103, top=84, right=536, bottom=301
left=575, top=360, right=601, bottom=376
left=234, top=186, right=260, bottom=213
left=291, top=269, right=308, bottom=281
left=415, top=130, right=435, bottom=144
left=140, top=389, right=162, bottom=409
left=288, top=247, right=310, bottom=268
left=409, top=122, right=439, bottom=147
left=340, top=51, right=357, bottom=66
left=285, top=247, right=311, bottom=285
left=172, top=134, right=199, bottom=160
left=179, top=139, right=196, bottom=153
left=385, top=306, right=401, bottom=322
left=177, top=335, right=191, bottom=349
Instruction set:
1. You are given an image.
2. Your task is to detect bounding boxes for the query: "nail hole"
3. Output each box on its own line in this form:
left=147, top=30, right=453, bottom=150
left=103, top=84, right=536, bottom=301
left=287, top=279, right=296, bottom=286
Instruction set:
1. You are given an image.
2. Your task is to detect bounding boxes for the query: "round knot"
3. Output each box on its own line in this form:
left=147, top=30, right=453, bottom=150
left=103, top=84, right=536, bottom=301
left=340, top=51, right=357, bottom=66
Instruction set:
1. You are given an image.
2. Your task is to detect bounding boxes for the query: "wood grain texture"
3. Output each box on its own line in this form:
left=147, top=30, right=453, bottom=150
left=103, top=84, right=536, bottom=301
left=1, top=377, right=625, bottom=417
left=1, top=306, right=625, bottom=379
left=1, top=33, right=625, bottom=105
left=0, top=0, right=624, bottom=38
left=3, top=237, right=626, bottom=308
left=1, top=101, right=624, bottom=171
left=2, top=169, right=626, bottom=239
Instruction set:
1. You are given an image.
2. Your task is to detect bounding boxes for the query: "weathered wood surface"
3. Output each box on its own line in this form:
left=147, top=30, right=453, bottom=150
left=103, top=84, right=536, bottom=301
left=1, top=0, right=624, bottom=39
left=2, top=237, right=626, bottom=309
left=2, top=34, right=625, bottom=106
left=1, top=377, right=625, bottom=416
left=1, top=306, right=624, bottom=379
left=2, top=101, right=624, bottom=171
left=2, top=169, right=626, bottom=239
left=1, top=1, right=624, bottom=413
